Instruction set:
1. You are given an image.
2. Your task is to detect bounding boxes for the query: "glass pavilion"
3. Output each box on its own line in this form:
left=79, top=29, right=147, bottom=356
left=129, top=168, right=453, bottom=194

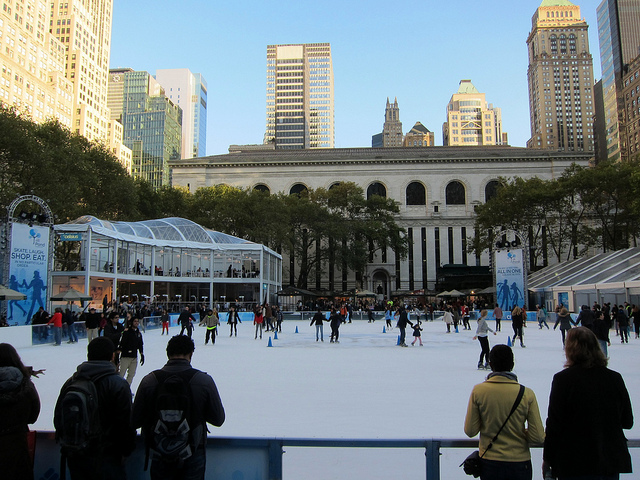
left=528, top=247, right=640, bottom=312
left=52, top=216, right=282, bottom=310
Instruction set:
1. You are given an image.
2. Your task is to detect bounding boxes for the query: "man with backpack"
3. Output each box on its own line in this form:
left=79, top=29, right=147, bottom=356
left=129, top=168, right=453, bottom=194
left=132, top=335, right=225, bottom=479
left=54, top=337, right=135, bottom=480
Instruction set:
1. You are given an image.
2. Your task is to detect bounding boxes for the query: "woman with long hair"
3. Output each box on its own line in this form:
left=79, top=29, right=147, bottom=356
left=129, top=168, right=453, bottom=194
left=543, top=327, right=633, bottom=479
left=511, top=306, right=526, bottom=347
left=0, top=343, right=41, bottom=480
left=473, top=309, right=496, bottom=369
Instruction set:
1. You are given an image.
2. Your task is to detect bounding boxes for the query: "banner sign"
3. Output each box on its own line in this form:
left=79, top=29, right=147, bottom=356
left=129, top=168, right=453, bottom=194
left=8, top=223, right=50, bottom=325
left=59, top=232, right=82, bottom=241
left=495, top=248, right=526, bottom=310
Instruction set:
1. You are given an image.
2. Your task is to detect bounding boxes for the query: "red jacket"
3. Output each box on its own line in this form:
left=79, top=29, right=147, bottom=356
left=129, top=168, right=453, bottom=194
left=47, top=311, right=63, bottom=328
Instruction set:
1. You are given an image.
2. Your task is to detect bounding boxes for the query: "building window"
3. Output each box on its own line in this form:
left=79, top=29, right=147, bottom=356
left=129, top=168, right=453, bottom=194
left=406, top=182, right=426, bottom=205
left=485, top=180, right=501, bottom=202
left=289, top=183, right=308, bottom=197
left=367, top=182, right=386, bottom=199
left=445, top=181, right=465, bottom=205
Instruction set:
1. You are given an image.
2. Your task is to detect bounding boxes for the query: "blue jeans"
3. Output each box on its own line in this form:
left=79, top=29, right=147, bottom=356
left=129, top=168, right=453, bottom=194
left=68, top=324, right=78, bottom=342
left=150, top=448, right=206, bottom=480
left=598, top=339, right=608, bottom=357
left=315, top=324, right=323, bottom=340
left=480, top=458, right=532, bottom=480
left=53, top=326, right=62, bottom=345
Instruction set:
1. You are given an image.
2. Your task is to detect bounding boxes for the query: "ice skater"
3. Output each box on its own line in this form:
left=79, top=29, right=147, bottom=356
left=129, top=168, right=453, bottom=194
left=411, top=320, right=423, bottom=346
left=473, top=309, right=496, bottom=369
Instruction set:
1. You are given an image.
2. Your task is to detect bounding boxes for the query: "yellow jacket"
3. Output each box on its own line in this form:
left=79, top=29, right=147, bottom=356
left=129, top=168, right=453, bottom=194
left=464, top=375, right=545, bottom=462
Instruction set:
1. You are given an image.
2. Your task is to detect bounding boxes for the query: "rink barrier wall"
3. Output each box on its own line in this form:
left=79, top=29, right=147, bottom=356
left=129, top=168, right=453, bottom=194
left=30, top=432, right=640, bottom=480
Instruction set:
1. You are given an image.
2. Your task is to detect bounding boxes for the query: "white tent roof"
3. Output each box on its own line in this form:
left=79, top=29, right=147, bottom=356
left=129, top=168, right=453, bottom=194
left=54, top=215, right=279, bottom=256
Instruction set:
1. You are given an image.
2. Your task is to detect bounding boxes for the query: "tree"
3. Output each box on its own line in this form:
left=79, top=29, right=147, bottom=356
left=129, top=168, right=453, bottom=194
left=0, top=105, right=137, bottom=222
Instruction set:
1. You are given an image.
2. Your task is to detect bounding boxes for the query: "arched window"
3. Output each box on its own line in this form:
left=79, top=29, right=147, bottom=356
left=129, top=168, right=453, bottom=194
left=367, top=182, right=386, bottom=199
left=559, top=34, right=567, bottom=54
left=328, top=182, right=341, bottom=190
left=550, top=35, right=557, bottom=54
left=253, top=184, right=270, bottom=194
left=445, top=181, right=466, bottom=205
left=406, top=182, right=426, bottom=205
left=289, top=183, right=308, bottom=197
left=485, top=180, right=501, bottom=202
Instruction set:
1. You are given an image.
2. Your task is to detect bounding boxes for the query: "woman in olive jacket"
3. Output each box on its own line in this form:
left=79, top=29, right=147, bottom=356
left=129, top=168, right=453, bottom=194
left=543, top=327, right=633, bottom=479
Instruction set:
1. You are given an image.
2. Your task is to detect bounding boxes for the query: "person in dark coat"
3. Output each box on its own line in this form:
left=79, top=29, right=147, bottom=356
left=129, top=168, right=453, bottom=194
left=310, top=309, right=326, bottom=342
left=396, top=307, right=414, bottom=347
left=575, top=304, right=595, bottom=330
left=54, top=337, right=135, bottom=479
left=0, top=343, right=41, bottom=480
left=553, top=307, right=577, bottom=346
left=593, top=311, right=611, bottom=358
left=617, top=307, right=630, bottom=344
left=329, top=308, right=344, bottom=343
left=178, top=306, right=197, bottom=338
left=132, top=335, right=225, bottom=480
left=543, top=327, right=633, bottom=479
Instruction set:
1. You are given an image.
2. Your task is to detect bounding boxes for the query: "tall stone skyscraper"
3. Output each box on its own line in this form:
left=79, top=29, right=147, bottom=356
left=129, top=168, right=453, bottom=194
left=50, top=0, right=113, bottom=143
left=155, top=69, right=208, bottom=159
left=264, top=43, right=334, bottom=149
left=526, top=0, right=595, bottom=152
left=381, top=98, right=403, bottom=147
left=442, top=80, right=507, bottom=146
left=0, top=0, right=73, bottom=127
left=596, top=0, right=640, bottom=162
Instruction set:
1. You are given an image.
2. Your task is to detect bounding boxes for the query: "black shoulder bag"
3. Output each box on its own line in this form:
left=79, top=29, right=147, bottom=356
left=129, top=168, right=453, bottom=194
left=461, top=384, right=526, bottom=478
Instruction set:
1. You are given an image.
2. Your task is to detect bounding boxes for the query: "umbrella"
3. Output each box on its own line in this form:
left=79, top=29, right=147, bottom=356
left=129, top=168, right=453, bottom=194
left=448, top=289, right=465, bottom=297
left=436, top=290, right=451, bottom=297
left=0, top=284, right=27, bottom=300
left=50, top=288, right=93, bottom=302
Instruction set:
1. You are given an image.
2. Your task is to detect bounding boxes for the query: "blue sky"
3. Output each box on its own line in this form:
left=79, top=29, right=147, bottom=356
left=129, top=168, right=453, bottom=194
left=109, top=0, right=604, bottom=156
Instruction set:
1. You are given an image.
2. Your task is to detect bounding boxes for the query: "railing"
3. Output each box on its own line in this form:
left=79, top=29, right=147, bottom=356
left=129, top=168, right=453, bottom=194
left=32, top=433, right=640, bottom=480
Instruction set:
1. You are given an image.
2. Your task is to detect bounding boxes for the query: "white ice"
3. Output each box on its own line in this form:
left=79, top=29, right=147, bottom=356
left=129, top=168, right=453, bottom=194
left=11, top=316, right=640, bottom=479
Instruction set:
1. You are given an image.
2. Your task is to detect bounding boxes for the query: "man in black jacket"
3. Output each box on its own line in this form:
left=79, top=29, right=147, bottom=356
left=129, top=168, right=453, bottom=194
left=132, top=335, right=225, bottom=479
left=178, top=306, right=197, bottom=338
left=54, top=337, right=135, bottom=479
left=118, top=317, right=144, bottom=385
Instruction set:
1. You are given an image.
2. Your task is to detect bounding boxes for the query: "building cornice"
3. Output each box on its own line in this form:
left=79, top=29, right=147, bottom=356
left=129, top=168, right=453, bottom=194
left=169, top=146, right=593, bottom=170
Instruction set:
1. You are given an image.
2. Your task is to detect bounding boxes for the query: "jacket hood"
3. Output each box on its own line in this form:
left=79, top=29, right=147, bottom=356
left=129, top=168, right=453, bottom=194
left=75, top=360, right=117, bottom=378
left=0, top=366, right=24, bottom=399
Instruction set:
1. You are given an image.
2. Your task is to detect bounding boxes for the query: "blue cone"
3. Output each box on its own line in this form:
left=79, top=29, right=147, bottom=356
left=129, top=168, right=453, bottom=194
left=455, top=325, right=459, bottom=333
left=397, top=335, right=401, bottom=345
left=267, top=337, right=273, bottom=347
left=383, top=326, right=386, bottom=333
left=274, top=330, right=278, bottom=340
left=507, top=336, right=512, bottom=347
left=295, top=326, right=299, bottom=334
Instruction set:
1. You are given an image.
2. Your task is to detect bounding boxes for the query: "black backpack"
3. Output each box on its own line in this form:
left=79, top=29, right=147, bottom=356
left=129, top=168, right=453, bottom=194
left=55, top=370, right=113, bottom=479
left=145, top=368, right=199, bottom=468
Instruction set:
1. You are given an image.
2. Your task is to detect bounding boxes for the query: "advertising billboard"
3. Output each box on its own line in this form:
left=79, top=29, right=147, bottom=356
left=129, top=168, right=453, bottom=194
left=8, top=223, right=50, bottom=325
left=495, top=248, right=526, bottom=310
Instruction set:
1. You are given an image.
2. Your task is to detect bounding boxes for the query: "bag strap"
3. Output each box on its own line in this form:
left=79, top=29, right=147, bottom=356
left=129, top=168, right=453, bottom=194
left=480, top=384, right=525, bottom=458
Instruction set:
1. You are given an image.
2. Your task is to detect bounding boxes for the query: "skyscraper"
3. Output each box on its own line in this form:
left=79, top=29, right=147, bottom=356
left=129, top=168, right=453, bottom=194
left=382, top=97, right=403, bottom=147
left=155, top=69, right=207, bottom=159
left=0, top=0, right=74, bottom=127
left=526, top=0, right=595, bottom=152
left=596, top=0, right=640, bottom=162
left=264, top=43, right=334, bottom=149
left=108, top=68, right=182, bottom=189
left=442, top=80, right=507, bottom=146
left=50, top=0, right=113, bottom=143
